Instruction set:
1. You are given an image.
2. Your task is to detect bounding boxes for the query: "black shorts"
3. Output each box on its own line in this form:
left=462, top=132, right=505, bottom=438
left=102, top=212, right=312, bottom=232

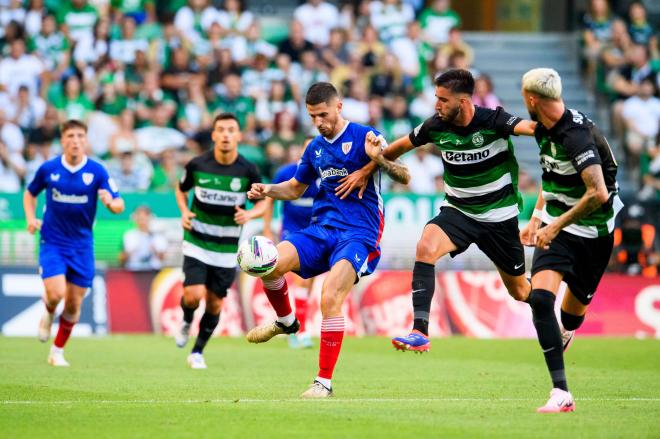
left=428, top=206, right=526, bottom=276
left=531, top=227, right=614, bottom=305
left=182, top=256, right=236, bottom=298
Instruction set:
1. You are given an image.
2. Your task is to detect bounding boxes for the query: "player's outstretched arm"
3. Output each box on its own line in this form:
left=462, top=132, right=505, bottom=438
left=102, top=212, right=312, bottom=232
left=534, top=164, right=609, bottom=249
left=365, top=131, right=410, bottom=184
left=248, top=178, right=308, bottom=201
left=513, top=120, right=537, bottom=136
left=23, top=190, right=41, bottom=234
left=99, top=189, right=125, bottom=214
left=336, top=135, right=414, bottom=199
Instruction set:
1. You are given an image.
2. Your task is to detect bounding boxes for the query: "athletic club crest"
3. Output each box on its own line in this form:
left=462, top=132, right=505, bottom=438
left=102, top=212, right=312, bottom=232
left=230, top=177, right=241, bottom=192
left=342, top=142, right=352, bottom=154
left=82, top=172, right=94, bottom=185
left=472, top=132, right=484, bottom=147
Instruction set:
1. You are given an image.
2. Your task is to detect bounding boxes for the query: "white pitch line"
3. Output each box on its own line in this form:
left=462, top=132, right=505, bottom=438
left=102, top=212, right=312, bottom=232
left=2, top=397, right=660, bottom=405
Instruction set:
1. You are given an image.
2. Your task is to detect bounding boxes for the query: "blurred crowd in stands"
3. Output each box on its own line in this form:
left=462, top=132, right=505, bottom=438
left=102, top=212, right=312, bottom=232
left=0, top=0, right=513, bottom=195
left=581, top=0, right=659, bottom=201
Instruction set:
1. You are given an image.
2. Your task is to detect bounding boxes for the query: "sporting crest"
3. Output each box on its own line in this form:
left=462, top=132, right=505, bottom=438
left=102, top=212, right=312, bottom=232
left=472, top=132, right=484, bottom=147
left=342, top=142, right=352, bottom=155
left=230, top=177, right=242, bottom=192
left=82, top=172, right=94, bottom=185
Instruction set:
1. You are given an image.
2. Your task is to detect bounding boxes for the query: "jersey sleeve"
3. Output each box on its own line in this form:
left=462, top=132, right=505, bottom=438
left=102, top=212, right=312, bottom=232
left=27, top=163, right=47, bottom=196
left=98, top=165, right=120, bottom=198
left=408, top=118, right=432, bottom=147
left=294, top=143, right=317, bottom=185
left=179, top=159, right=195, bottom=192
left=492, top=106, right=522, bottom=137
left=563, top=126, right=602, bottom=173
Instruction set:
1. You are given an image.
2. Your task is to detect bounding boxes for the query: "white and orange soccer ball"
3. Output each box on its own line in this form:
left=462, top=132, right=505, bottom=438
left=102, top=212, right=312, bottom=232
left=237, top=236, right=279, bottom=277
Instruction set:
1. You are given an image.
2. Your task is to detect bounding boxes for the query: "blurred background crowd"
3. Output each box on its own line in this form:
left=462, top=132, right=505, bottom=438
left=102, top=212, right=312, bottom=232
left=0, top=0, right=657, bottom=274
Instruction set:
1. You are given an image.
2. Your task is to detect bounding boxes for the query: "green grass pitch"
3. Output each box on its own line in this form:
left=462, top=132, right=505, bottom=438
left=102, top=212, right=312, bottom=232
left=1, top=336, right=658, bottom=438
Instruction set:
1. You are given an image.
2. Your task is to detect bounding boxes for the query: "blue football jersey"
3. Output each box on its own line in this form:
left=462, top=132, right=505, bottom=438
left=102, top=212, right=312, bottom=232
left=27, top=156, right=120, bottom=247
left=272, top=162, right=319, bottom=234
left=294, top=122, right=384, bottom=244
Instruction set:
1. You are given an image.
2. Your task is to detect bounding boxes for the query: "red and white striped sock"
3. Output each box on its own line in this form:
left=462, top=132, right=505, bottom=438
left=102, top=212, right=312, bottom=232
left=262, top=277, right=294, bottom=326
left=317, top=316, right=345, bottom=387
left=53, top=315, right=76, bottom=348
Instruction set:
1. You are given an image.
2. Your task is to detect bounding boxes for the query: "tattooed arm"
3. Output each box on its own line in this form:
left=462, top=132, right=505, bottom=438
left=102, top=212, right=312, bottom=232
left=534, top=164, right=610, bottom=249
left=363, top=131, right=411, bottom=184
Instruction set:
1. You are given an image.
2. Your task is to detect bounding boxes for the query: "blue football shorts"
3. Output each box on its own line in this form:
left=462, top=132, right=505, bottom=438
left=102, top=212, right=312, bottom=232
left=39, top=241, right=95, bottom=288
left=284, top=224, right=381, bottom=281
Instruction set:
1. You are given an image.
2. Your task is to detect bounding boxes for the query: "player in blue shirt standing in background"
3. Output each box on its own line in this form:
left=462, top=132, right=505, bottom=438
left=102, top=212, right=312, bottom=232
left=262, top=138, right=319, bottom=349
left=24, top=120, right=125, bottom=367
left=246, top=82, right=410, bottom=398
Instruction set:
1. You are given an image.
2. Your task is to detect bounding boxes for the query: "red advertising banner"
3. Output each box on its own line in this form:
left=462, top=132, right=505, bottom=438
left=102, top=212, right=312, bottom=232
left=105, top=270, right=659, bottom=338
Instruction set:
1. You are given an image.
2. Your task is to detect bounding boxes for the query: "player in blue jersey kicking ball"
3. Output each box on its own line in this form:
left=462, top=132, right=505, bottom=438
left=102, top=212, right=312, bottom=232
left=262, top=138, right=319, bottom=349
left=246, top=82, right=410, bottom=398
left=24, top=120, right=125, bottom=366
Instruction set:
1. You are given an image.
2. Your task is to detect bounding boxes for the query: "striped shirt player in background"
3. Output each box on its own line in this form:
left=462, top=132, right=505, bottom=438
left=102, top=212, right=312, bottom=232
left=519, top=68, right=622, bottom=413
left=262, top=138, right=320, bottom=349
left=341, top=69, right=537, bottom=352
left=246, top=82, right=410, bottom=398
left=174, top=113, right=268, bottom=369
left=24, top=119, right=125, bottom=366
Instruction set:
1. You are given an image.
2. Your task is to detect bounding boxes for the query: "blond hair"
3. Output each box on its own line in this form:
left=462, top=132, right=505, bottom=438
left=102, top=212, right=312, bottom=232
left=522, top=68, right=562, bottom=99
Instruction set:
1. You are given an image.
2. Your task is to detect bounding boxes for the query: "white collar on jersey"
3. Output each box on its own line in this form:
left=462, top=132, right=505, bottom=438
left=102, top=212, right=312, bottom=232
left=61, top=155, right=88, bottom=173
left=323, top=120, right=350, bottom=144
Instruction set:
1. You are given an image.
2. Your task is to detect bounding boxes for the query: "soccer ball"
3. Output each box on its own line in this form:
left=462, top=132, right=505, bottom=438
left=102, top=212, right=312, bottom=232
left=237, top=236, right=279, bottom=277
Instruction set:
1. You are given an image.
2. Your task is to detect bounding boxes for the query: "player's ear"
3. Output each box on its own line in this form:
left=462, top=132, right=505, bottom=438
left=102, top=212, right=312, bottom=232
left=336, top=100, right=342, bottom=113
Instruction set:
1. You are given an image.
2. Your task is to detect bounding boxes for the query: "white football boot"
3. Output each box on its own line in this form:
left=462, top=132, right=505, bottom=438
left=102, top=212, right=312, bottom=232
left=187, top=353, right=207, bottom=369
left=47, top=346, right=70, bottom=367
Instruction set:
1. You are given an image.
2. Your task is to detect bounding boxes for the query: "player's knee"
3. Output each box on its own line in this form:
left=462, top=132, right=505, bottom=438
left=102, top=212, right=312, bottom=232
left=205, top=295, right=223, bottom=314
left=63, top=301, right=81, bottom=320
left=561, top=310, right=585, bottom=331
left=508, top=283, right=530, bottom=302
left=415, top=240, right=438, bottom=263
left=528, top=289, right=556, bottom=316
left=320, top=292, right=342, bottom=316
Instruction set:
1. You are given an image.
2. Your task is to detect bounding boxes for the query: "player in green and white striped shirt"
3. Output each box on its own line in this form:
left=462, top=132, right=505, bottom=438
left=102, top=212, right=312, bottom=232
left=519, top=68, right=621, bottom=413
left=338, top=69, right=537, bottom=352
left=174, top=112, right=268, bottom=369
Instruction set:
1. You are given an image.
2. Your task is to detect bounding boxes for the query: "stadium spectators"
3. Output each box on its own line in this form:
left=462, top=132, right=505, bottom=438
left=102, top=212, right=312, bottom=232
left=119, top=205, right=168, bottom=271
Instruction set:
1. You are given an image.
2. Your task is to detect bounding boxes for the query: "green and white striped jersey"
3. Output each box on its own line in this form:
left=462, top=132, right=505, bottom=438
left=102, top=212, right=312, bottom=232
left=535, top=108, right=622, bottom=238
left=409, top=106, right=523, bottom=222
left=179, top=151, right=261, bottom=267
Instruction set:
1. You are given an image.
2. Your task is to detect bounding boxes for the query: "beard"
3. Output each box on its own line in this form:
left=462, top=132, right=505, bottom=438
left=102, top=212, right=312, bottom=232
left=528, top=109, right=538, bottom=121
left=438, top=105, right=460, bottom=123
